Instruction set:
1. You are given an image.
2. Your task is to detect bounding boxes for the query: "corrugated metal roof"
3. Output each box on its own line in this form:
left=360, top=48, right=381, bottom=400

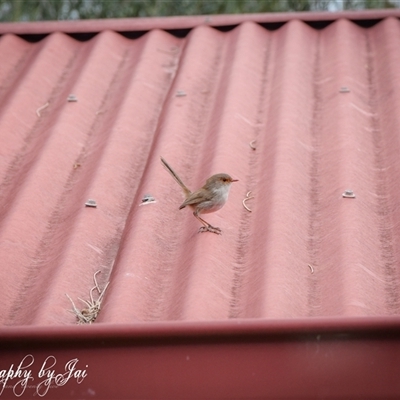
left=1, top=11, right=400, bottom=399
left=1, top=11, right=400, bottom=326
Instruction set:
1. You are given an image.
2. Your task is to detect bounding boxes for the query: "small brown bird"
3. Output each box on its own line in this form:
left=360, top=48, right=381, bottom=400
left=161, top=157, right=238, bottom=234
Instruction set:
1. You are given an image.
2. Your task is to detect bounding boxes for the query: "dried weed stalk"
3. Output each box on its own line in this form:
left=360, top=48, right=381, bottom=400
left=66, top=270, right=109, bottom=324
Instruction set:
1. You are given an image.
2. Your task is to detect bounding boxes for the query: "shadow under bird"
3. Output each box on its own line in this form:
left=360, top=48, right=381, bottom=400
left=161, top=157, right=238, bottom=234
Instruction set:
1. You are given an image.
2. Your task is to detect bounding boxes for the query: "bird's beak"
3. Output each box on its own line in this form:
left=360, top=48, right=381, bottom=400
left=231, top=179, right=239, bottom=182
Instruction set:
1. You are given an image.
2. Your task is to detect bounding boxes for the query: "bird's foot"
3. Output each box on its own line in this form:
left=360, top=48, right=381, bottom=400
left=198, top=225, right=222, bottom=235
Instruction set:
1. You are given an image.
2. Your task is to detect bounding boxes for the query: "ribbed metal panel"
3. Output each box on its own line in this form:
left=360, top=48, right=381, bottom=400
left=0, top=16, right=400, bottom=327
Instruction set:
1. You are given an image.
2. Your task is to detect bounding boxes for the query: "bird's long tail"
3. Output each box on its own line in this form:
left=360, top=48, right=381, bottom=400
left=160, top=157, right=191, bottom=197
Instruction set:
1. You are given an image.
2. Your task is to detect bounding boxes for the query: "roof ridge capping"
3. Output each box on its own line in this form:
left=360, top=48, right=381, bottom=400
left=0, top=8, right=399, bottom=37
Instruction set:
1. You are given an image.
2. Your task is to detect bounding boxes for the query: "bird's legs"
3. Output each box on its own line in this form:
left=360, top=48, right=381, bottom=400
left=193, top=212, right=222, bottom=235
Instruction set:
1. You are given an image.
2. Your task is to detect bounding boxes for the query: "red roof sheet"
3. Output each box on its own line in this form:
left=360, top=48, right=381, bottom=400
left=1, top=11, right=400, bottom=399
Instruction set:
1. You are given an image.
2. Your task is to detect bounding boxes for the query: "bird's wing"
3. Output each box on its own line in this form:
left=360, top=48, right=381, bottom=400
left=179, top=190, right=212, bottom=209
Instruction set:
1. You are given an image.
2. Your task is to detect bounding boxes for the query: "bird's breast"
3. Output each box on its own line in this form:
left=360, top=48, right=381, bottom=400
left=197, top=186, right=230, bottom=214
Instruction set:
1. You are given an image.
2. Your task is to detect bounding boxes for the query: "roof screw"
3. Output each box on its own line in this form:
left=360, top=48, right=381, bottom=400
left=85, top=199, right=97, bottom=207
left=339, top=87, right=350, bottom=93
left=139, top=194, right=156, bottom=206
left=67, top=94, right=78, bottom=102
left=342, top=189, right=355, bottom=198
